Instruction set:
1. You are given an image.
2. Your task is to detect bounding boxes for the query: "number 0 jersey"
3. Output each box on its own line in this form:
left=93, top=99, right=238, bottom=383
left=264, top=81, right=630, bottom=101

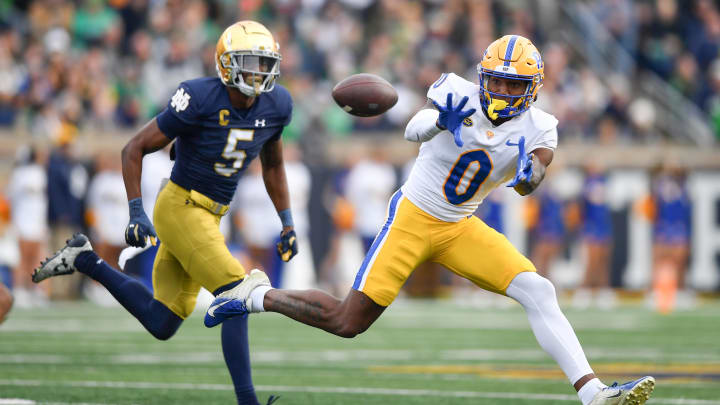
left=156, top=77, right=292, bottom=205
left=401, top=73, right=558, bottom=222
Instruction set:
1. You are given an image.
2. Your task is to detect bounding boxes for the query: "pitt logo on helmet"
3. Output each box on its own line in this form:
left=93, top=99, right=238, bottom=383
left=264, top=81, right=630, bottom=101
left=477, top=35, right=544, bottom=119
left=215, top=21, right=282, bottom=97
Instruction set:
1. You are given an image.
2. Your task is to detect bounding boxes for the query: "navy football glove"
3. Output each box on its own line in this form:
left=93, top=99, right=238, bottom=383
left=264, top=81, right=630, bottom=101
left=125, top=198, right=157, bottom=248
left=276, top=229, right=298, bottom=262
left=432, top=93, right=476, bottom=148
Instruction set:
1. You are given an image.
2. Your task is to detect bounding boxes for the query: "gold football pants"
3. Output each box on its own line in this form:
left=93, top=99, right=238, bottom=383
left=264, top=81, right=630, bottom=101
left=353, top=190, right=536, bottom=306
left=152, top=180, right=245, bottom=318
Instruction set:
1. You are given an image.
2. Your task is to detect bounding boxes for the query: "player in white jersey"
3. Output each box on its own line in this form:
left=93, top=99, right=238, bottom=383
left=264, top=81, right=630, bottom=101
left=207, top=35, right=655, bottom=405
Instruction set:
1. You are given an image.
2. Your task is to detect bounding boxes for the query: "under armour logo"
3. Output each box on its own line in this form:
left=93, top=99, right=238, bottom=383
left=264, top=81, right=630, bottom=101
left=170, top=88, right=191, bottom=112
left=255, top=119, right=266, bottom=127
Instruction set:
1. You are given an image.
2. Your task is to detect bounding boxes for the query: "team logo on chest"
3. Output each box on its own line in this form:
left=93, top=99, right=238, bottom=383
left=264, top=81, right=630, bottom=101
left=255, top=119, right=266, bottom=127
left=486, top=130, right=494, bottom=139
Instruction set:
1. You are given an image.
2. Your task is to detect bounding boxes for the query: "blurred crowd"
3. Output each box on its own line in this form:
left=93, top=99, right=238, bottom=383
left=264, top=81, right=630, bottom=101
left=0, top=135, right=696, bottom=314
left=0, top=0, right=720, bottom=146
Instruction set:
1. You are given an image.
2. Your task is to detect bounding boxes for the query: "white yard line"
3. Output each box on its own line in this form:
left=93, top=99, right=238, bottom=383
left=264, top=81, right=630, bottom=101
left=0, top=400, right=120, bottom=405
left=3, top=347, right=720, bottom=365
left=1, top=379, right=719, bottom=405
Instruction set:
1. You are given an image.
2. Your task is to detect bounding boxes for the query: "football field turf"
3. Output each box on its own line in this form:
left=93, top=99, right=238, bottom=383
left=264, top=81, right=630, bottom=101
left=1, top=298, right=719, bottom=404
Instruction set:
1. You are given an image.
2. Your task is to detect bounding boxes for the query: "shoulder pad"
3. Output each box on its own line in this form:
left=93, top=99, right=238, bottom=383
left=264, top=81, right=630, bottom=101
left=170, top=79, right=213, bottom=115
left=272, top=84, right=293, bottom=115
left=268, top=84, right=293, bottom=125
left=427, top=73, right=478, bottom=105
left=528, top=106, right=559, bottom=132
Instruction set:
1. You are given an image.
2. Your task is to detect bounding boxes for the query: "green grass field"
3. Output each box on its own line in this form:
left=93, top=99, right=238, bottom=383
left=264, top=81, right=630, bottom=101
left=1, top=298, right=719, bottom=404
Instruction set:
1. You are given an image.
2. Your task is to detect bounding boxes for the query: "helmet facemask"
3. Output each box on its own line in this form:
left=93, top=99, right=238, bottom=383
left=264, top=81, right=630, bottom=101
left=218, top=51, right=281, bottom=97
left=478, top=69, right=541, bottom=120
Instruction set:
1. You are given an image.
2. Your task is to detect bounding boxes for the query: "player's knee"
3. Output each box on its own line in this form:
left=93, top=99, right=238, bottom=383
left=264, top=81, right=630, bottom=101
left=147, top=301, right=183, bottom=340
left=508, top=271, right=558, bottom=306
left=150, top=329, right=175, bottom=341
left=529, top=274, right=557, bottom=302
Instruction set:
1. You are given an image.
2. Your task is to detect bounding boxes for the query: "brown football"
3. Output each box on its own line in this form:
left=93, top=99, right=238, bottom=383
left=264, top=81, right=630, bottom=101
left=332, top=73, right=398, bottom=117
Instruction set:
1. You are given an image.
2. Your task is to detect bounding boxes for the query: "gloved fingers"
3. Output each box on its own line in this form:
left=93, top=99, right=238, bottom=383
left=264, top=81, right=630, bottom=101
left=431, top=100, right=444, bottom=112
left=445, top=93, right=453, bottom=109
left=456, top=95, right=469, bottom=111
left=125, top=224, right=145, bottom=248
left=461, top=108, right=476, bottom=118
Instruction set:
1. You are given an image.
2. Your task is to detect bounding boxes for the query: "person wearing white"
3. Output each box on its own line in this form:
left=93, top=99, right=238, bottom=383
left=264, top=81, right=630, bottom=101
left=85, top=156, right=129, bottom=306
left=344, top=149, right=397, bottom=252
left=7, top=146, right=48, bottom=307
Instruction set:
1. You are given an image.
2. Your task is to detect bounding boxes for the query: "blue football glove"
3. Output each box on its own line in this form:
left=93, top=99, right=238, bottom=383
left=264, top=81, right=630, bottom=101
left=276, top=229, right=298, bottom=262
left=432, top=93, right=476, bottom=148
left=125, top=198, right=157, bottom=248
left=506, top=136, right=538, bottom=195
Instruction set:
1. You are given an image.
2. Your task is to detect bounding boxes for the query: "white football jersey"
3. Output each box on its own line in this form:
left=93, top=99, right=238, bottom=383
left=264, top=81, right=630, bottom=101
left=401, top=73, right=558, bottom=222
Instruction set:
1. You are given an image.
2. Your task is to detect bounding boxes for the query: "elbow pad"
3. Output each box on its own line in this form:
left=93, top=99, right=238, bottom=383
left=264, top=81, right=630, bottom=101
left=405, top=109, right=443, bottom=142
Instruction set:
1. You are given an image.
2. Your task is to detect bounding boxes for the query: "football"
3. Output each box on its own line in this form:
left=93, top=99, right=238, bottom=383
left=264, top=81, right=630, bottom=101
left=332, top=73, right=398, bottom=117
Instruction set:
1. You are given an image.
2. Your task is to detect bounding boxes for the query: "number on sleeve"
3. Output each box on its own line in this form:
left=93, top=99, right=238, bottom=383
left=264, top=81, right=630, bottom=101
left=443, top=149, right=492, bottom=205
left=214, top=129, right=254, bottom=177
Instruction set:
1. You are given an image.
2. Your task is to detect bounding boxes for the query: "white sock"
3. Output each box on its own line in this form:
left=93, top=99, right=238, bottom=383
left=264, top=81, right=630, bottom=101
left=249, top=285, right=272, bottom=313
left=505, top=272, right=596, bottom=385
left=578, top=378, right=606, bottom=405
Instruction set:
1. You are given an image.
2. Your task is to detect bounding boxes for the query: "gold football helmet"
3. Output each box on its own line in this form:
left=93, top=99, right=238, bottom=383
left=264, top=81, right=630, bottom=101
left=215, top=21, right=281, bottom=97
left=477, top=35, right=544, bottom=119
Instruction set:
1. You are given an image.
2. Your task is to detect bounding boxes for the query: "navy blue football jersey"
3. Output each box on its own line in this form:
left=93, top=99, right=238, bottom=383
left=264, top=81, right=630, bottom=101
left=156, top=77, right=292, bottom=205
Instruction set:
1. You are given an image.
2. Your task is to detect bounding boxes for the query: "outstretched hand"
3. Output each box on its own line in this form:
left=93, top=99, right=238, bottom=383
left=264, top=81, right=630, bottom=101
left=506, top=136, right=534, bottom=193
left=432, top=93, right=476, bottom=147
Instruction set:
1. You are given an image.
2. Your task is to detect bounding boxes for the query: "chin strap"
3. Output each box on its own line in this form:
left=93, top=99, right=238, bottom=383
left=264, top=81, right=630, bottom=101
left=487, top=99, right=509, bottom=120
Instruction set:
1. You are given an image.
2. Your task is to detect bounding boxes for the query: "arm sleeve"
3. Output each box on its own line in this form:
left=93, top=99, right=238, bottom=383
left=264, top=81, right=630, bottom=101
left=404, top=109, right=443, bottom=143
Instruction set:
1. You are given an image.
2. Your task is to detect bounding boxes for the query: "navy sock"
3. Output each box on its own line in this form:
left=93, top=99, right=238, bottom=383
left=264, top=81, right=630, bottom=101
left=222, top=313, right=259, bottom=405
left=75, top=251, right=182, bottom=340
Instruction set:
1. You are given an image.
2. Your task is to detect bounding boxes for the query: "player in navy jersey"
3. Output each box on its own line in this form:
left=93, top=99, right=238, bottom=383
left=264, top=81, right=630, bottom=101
left=32, top=21, right=293, bottom=405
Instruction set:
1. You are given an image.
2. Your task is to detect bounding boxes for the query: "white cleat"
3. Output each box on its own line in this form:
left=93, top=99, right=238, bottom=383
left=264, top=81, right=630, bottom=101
left=589, top=376, right=655, bottom=405
left=32, top=233, right=93, bottom=283
left=204, top=269, right=271, bottom=327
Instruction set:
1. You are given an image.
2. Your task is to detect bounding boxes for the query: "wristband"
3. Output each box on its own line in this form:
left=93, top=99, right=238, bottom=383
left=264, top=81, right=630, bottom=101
left=278, top=209, right=294, bottom=228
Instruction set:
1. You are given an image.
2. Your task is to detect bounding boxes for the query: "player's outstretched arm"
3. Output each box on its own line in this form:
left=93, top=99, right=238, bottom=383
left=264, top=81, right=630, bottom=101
left=404, top=108, right=443, bottom=143
left=514, top=147, right=553, bottom=196
left=259, top=136, right=298, bottom=262
left=121, top=118, right=172, bottom=247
